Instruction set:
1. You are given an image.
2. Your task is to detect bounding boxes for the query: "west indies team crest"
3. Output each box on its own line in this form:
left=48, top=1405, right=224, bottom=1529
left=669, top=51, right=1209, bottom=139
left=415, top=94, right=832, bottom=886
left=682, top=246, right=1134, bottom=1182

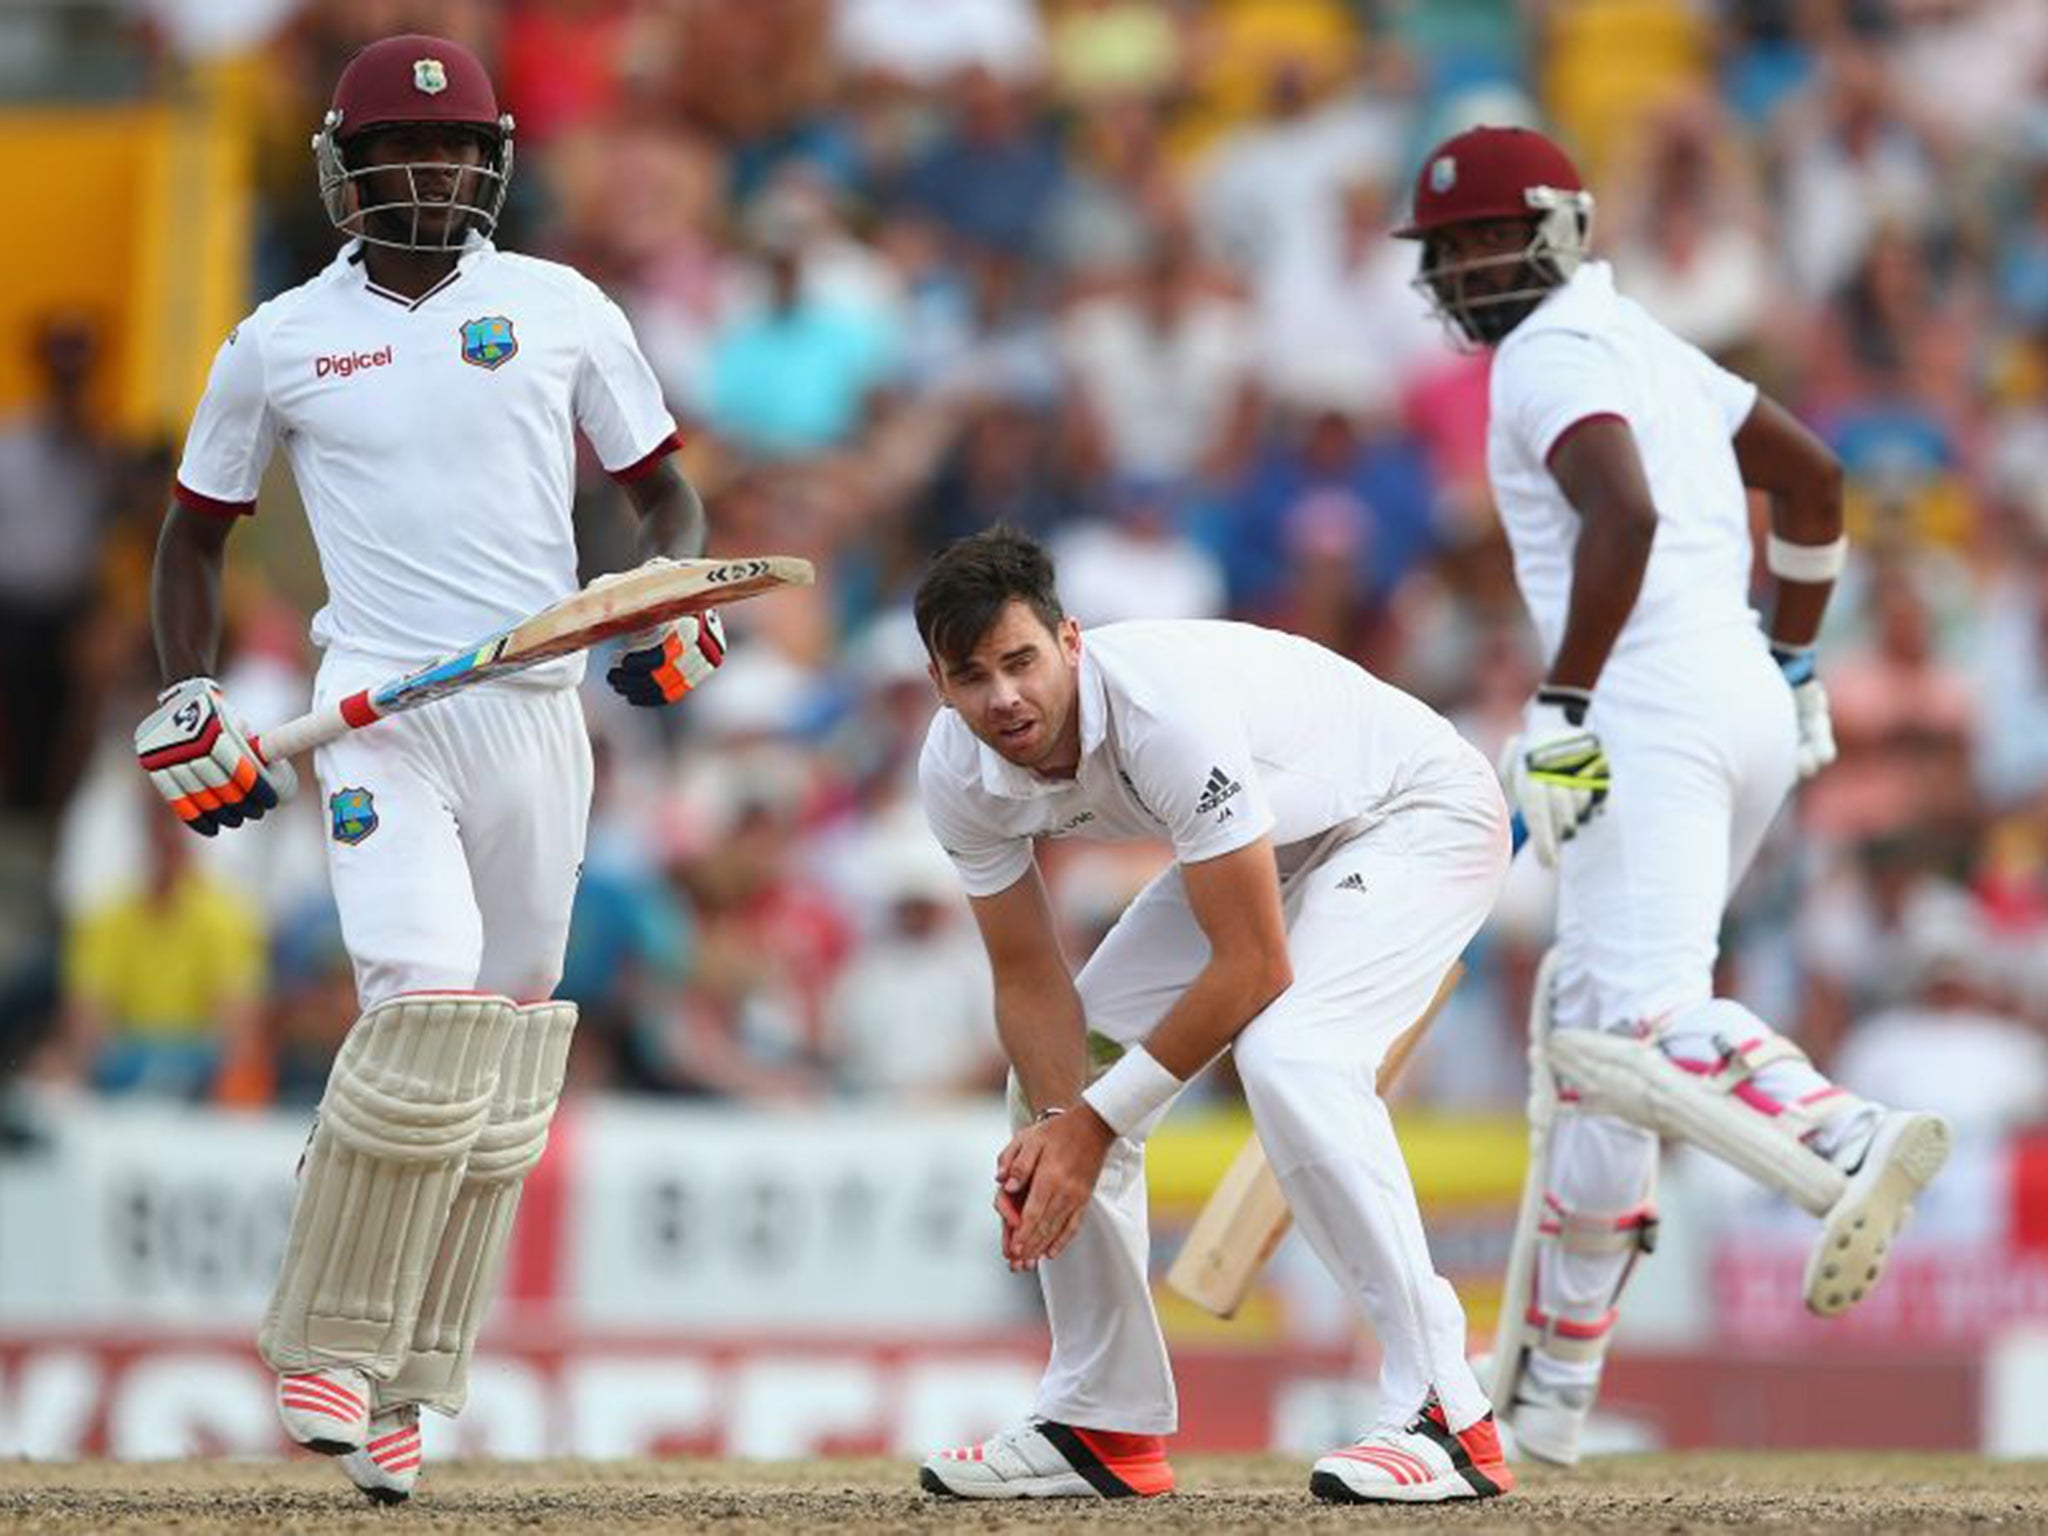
left=330, top=786, right=379, bottom=845
left=459, top=315, right=519, bottom=370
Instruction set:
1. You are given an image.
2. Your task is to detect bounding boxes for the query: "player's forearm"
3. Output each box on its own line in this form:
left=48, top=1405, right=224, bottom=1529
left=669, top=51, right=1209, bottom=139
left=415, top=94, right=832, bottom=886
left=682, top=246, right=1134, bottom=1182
left=150, top=504, right=232, bottom=684
left=1548, top=507, right=1652, bottom=691
left=1137, top=949, right=1292, bottom=1083
left=1735, top=394, right=1845, bottom=651
left=1545, top=421, right=1657, bottom=693
left=1760, top=473, right=1843, bottom=652
left=629, top=463, right=708, bottom=562
left=993, top=970, right=1090, bottom=1117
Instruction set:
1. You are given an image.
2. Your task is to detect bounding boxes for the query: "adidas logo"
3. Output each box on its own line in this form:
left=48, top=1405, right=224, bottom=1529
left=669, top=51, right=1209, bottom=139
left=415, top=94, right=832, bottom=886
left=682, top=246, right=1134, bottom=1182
left=1336, top=872, right=1366, bottom=893
left=1194, top=766, right=1243, bottom=816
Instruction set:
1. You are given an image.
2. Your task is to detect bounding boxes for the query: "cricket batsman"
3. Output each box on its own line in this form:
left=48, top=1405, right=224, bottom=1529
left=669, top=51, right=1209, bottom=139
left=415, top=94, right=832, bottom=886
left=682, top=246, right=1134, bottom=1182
left=912, top=527, right=1517, bottom=1504
left=1393, top=124, right=1952, bottom=1464
left=133, top=35, right=725, bottom=1501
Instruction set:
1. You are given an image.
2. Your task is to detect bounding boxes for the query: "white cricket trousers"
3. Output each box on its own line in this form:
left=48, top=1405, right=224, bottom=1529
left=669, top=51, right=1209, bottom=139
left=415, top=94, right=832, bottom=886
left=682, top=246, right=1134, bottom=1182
left=1537, top=634, right=1843, bottom=1384
left=1040, top=745, right=1512, bottom=1435
left=311, top=651, right=594, bottom=1008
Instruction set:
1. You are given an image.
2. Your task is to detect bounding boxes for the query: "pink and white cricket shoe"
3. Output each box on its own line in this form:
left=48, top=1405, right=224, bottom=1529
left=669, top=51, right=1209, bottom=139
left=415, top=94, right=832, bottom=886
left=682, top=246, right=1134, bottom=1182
left=341, top=1403, right=423, bottom=1504
left=1311, top=1397, right=1515, bottom=1504
left=275, top=1365, right=370, bottom=1454
left=920, top=1420, right=1174, bottom=1499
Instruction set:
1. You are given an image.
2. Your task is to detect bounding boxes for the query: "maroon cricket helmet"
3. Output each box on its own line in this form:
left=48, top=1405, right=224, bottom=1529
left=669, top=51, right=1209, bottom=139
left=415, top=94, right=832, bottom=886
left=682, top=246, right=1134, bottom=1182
left=1393, top=125, right=1595, bottom=346
left=1394, top=125, right=1587, bottom=239
left=313, top=34, right=515, bottom=252
left=329, top=33, right=504, bottom=142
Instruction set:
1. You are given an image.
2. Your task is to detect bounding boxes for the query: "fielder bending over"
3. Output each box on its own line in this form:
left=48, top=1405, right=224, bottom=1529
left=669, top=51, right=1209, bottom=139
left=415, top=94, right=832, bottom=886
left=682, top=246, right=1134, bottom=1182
left=1393, top=124, right=1951, bottom=1465
left=913, top=527, right=1516, bottom=1504
left=135, top=35, right=724, bottom=1502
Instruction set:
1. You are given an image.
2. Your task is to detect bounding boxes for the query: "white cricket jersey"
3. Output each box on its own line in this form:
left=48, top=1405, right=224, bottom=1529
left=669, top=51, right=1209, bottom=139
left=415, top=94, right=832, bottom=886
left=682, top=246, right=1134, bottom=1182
left=919, top=619, right=1480, bottom=898
left=1488, top=260, right=1762, bottom=683
left=175, top=237, right=678, bottom=679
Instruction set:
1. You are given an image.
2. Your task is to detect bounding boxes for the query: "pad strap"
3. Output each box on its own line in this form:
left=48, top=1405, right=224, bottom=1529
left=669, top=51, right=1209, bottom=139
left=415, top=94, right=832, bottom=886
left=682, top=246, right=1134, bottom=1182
left=1520, top=1197, right=1658, bottom=1364
left=1669, top=1032, right=1840, bottom=1141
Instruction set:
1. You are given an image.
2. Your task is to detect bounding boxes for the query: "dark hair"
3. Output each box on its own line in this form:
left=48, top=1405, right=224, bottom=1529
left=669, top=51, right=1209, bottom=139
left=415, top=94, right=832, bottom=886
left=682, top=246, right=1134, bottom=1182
left=913, top=526, right=1066, bottom=668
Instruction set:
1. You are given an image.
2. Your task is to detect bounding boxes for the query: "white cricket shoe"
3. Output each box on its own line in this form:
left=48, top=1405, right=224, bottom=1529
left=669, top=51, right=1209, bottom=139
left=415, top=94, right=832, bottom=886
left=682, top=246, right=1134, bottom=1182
left=1498, top=1370, right=1593, bottom=1467
left=919, top=1420, right=1174, bottom=1500
left=1805, top=1109, right=1951, bottom=1317
left=1311, top=1397, right=1515, bottom=1504
left=275, top=1366, right=370, bottom=1454
left=340, top=1403, right=422, bottom=1504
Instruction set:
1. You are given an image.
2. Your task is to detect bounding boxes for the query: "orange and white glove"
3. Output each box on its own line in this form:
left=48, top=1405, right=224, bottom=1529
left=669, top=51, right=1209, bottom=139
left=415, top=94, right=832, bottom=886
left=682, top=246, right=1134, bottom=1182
left=134, top=677, right=298, bottom=836
left=605, top=609, right=726, bottom=707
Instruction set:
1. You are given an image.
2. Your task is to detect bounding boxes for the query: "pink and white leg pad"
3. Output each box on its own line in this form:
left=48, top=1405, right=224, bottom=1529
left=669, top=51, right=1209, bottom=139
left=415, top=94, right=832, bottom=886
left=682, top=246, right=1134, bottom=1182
left=1545, top=1000, right=1855, bottom=1216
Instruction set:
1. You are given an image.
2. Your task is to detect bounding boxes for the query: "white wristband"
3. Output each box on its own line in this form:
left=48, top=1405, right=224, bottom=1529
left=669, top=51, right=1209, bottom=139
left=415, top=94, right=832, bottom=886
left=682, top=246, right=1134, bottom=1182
left=1080, top=1045, right=1183, bottom=1137
left=1766, top=533, right=1847, bottom=583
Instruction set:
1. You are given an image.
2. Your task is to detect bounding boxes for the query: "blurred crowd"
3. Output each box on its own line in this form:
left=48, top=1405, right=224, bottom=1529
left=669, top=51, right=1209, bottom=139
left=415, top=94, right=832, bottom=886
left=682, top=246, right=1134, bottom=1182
left=3, top=0, right=2048, bottom=1139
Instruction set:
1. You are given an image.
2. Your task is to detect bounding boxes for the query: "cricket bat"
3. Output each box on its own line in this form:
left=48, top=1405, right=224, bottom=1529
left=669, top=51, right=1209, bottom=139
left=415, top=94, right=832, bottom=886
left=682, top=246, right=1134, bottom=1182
left=1164, top=958, right=1466, bottom=1319
left=251, top=555, right=813, bottom=763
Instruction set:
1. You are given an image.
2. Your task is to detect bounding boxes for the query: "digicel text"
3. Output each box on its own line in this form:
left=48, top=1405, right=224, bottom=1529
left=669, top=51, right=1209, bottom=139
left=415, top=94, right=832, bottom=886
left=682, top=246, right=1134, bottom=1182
left=315, top=346, right=394, bottom=379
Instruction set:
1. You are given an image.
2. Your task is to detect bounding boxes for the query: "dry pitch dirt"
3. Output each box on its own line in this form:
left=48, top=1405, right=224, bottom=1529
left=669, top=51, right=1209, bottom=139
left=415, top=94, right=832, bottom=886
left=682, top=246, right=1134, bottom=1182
left=2, top=1454, right=2043, bottom=1535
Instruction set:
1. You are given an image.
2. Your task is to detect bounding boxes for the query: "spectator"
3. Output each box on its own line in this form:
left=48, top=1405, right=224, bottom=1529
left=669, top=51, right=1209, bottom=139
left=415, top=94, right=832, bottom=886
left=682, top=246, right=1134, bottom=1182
left=1058, top=226, right=1262, bottom=485
left=893, top=65, right=1066, bottom=258
left=1831, top=887, right=2048, bottom=1138
left=1804, top=563, right=1977, bottom=849
left=651, top=748, right=851, bottom=1102
left=823, top=806, right=1000, bottom=1100
left=705, top=219, right=898, bottom=459
left=1971, top=495, right=2048, bottom=811
left=1222, top=389, right=1437, bottom=636
left=56, top=790, right=269, bottom=1104
left=1248, top=171, right=1446, bottom=421
left=1193, top=45, right=1404, bottom=285
left=1606, top=97, right=1773, bottom=356
left=1773, top=40, right=1943, bottom=301
left=1048, top=480, right=1227, bottom=626
left=0, top=316, right=117, bottom=816
left=833, top=0, right=1045, bottom=86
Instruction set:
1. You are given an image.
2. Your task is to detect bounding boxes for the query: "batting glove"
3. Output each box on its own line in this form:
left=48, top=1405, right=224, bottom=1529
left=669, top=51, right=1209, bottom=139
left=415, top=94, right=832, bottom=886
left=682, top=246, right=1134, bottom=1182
left=135, top=677, right=298, bottom=836
left=605, top=610, right=726, bottom=707
left=1502, top=687, right=1610, bottom=868
left=1772, top=644, right=1838, bottom=780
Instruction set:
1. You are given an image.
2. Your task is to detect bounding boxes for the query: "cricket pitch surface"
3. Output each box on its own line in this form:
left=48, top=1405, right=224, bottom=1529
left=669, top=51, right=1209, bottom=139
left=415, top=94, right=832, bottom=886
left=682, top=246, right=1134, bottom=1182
left=4, top=1454, right=2042, bottom=1533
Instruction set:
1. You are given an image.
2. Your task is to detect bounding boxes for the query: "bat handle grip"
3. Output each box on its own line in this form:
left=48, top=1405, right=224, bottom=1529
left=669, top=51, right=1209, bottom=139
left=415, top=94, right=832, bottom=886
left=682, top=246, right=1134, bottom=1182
left=250, top=692, right=367, bottom=765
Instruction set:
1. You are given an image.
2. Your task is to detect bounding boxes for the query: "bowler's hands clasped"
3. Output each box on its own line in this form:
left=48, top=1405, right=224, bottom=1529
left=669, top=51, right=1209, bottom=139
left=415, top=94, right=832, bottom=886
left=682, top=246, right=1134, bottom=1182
left=135, top=677, right=298, bottom=836
left=995, top=1106, right=1117, bottom=1271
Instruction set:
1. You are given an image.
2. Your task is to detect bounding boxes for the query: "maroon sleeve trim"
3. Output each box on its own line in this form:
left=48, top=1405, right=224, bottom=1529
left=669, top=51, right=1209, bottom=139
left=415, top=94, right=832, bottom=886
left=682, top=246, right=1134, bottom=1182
left=609, top=432, right=682, bottom=484
left=174, top=481, right=256, bottom=519
left=1543, top=412, right=1629, bottom=471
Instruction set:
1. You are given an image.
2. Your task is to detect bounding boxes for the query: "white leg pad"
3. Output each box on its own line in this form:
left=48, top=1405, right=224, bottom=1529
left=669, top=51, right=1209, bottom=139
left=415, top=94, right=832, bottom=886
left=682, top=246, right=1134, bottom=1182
left=259, top=993, right=518, bottom=1377
left=1546, top=1025, right=1848, bottom=1216
left=385, top=1001, right=576, bottom=1414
